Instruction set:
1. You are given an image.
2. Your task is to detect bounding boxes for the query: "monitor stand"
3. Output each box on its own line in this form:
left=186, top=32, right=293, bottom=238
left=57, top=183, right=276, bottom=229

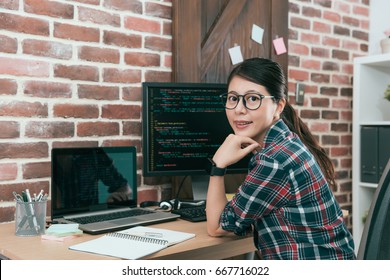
left=191, top=175, right=210, bottom=201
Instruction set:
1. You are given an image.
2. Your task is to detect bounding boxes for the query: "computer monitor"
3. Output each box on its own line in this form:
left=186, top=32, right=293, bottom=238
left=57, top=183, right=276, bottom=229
left=142, top=82, right=250, bottom=200
left=357, top=158, right=390, bottom=259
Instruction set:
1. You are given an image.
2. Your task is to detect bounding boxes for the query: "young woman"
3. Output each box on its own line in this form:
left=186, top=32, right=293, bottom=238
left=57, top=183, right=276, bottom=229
left=206, top=57, right=356, bottom=260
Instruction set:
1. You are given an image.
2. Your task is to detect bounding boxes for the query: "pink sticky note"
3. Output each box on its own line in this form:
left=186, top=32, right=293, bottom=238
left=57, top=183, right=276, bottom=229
left=273, top=37, right=287, bottom=55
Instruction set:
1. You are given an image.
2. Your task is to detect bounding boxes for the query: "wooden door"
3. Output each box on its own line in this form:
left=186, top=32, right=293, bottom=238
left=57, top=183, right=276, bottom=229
left=172, top=0, right=288, bottom=83
left=171, top=0, right=288, bottom=199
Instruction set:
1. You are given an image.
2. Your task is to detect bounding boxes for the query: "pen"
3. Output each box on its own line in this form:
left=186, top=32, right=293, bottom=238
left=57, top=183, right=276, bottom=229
left=25, top=189, right=39, bottom=233
left=12, top=191, right=23, bottom=202
left=36, top=189, right=44, bottom=201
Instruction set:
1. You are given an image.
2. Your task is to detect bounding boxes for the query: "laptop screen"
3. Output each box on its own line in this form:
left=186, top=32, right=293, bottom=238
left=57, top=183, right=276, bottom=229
left=51, top=146, right=137, bottom=218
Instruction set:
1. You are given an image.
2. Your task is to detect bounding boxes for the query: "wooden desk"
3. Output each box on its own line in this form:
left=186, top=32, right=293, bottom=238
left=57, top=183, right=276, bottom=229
left=0, top=220, right=255, bottom=260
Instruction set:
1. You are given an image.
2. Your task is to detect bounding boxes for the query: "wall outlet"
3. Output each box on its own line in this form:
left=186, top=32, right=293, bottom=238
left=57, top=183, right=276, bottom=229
left=295, top=82, right=305, bottom=105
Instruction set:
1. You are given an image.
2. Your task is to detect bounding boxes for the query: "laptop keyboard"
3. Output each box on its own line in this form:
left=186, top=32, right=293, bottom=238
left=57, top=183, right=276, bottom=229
left=67, top=209, right=154, bottom=224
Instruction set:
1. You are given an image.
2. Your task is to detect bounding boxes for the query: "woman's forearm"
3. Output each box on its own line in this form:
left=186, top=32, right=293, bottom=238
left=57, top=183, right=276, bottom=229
left=206, top=175, right=229, bottom=236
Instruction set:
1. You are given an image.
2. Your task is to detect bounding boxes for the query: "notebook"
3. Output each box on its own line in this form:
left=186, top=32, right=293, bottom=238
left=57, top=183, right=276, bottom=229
left=51, top=146, right=179, bottom=234
left=69, top=226, right=195, bottom=259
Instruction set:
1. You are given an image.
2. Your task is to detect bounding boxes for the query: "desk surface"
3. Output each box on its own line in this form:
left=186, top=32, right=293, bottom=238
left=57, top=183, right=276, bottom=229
left=0, top=220, right=255, bottom=260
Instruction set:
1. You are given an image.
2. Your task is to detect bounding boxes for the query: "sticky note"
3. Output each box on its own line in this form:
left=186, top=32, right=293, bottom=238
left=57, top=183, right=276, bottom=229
left=228, top=45, right=244, bottom=65
left=273, top=37, right=287, bottom=55
left=251, top=24, right=264, bottom=44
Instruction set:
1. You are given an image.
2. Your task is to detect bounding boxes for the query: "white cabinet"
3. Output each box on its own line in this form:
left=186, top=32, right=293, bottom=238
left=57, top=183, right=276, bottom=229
left=352, top=53, right=390, bottom=251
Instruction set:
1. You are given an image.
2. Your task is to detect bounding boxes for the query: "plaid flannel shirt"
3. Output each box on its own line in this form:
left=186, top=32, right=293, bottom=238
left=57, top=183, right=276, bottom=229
left=220, top=119, right=355, bottom=260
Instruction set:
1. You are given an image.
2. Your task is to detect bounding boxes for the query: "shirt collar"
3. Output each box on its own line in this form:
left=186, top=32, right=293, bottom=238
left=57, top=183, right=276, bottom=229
left=262, top=119, right=291, bottom=148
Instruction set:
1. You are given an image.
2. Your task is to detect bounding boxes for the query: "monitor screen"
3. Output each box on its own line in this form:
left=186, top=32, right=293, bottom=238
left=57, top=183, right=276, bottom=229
left=142, top=82, right=250, bottom=177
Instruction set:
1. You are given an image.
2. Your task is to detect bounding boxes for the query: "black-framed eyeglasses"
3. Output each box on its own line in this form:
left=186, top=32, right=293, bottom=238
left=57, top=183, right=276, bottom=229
left=220, top=91, right=275, bottom=110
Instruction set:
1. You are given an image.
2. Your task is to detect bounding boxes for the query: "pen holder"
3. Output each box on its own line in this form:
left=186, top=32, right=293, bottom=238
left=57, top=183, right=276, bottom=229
left=15, top=200, right=46, bottom=236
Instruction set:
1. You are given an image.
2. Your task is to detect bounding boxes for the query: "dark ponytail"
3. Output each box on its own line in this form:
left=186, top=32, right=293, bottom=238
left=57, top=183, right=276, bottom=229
left=282, top=102, right=336, bottom=190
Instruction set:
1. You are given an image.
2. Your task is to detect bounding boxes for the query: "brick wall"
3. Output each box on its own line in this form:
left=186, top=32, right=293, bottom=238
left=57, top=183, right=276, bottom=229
left=0, top=0, right=370, bottom=230
left=0, top=0, right=173, bottom=222
left=288, top=0, right=369, bottom=229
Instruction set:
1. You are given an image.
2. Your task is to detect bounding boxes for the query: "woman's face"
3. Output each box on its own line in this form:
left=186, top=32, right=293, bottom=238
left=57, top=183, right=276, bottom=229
left=226, top=76, right=284, bottom=144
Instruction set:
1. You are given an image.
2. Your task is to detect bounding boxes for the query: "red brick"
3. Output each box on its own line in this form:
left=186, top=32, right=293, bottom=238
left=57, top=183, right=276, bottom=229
left=312, top=47, right=330, bottom=58
left=78, top=85, right=119, bottom=100
left=311, top=73, right=330, bottom=83
left=123, top=121, right=142, bottom=136
left=311, top=97, right=330, bottom=107
left=301, top=33, right=321, bottom=45
left=144, top=70, right=171, bottom=82
left=124, top=16, right=161, bottom=34
left=78, top=7, right=120, bottom=27
left=322, top=110, right=339, bottom=120
left=0, top=34, right=17, bottom=53
left=323, top=36, right=340, bottom=47
left=288, top=69, right=309, bottom=81
left=332, top=74, right=350, bottom=85
left=0, top=163, right=17, bottom=180
left=54, top=23, right=99, bottom=42
left=309, top=122, right=329, bottom=133
left=0, top=101, right=48, bottom=117
left=102, top=104, right=141, bottom=119
left=103, top=31, right=142, bottom=48
left=323, top=11, right=341, bottom=23
left=77, top=122, right=120, bottom=137
left=103, top=68, right=141, bottom=83
left=22, top=39, right=73, bottom=60
left=145, top=2, right=171, bottom=19
left=300, top=110, right=320, bottom=119
left=330, top=147, right=349, bottom=157
left=145, top=36, right=172, bottom=52
left=53, top=104, right=99, bottom=119
left=24, top=0, right=74, bottom=19
left=54, top=64, right=99, bottom=81
left=0, top=79, right=17, bottom=95
left=290, top=16, right=310, bottom=29
left=0, top=57, right=50, bottom=77
left=0, top=0, right=19, bottom=10
left=25, top=121, right=74, bottom=138
left=122, top=86, right=142, bottom=102
left=124, top=52, right=160, bottom=67
left=0, top=142, right=49, bottom=159
left=73, top=0, right=100, bottom=5
left=313, top=21, right=331, bottom=34
left=302, top=59, right=321, bottom=70
left=78, top=46, right=120, bottom=64
left=22, top=161, right=51, bottom=179
left=288, top=43, right=309, bottom=56
left=137, top=188, right=158, bottom=204
left=24, top=81, right=72, bottom=98
left=0, top=121, right=20, bottom=138
left=104, top=0, right=142, bottom=13
left=0, top=12, right=49, bottom=36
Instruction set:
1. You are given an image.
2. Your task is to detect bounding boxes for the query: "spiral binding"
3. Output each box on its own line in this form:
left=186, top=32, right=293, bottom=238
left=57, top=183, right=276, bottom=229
left=107, top=232, right=168, bottom=246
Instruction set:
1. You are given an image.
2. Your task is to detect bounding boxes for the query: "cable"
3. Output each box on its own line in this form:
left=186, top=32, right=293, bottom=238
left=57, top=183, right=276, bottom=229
left=173, top=176, right=188, bottom=210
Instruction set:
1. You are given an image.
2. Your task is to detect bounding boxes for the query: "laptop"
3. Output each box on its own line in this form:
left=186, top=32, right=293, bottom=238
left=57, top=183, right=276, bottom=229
left=51, top=146, right=179, bottom=234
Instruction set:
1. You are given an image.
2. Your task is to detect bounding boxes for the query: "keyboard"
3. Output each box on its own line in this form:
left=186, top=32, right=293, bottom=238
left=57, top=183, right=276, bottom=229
left=172, top=206, right=206, bottom=222
left=67, top=209, right=154, bottom=224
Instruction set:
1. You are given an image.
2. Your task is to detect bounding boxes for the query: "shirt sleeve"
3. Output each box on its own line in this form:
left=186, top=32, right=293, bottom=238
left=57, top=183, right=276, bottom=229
left=220, top=154, right=291, bottom=235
